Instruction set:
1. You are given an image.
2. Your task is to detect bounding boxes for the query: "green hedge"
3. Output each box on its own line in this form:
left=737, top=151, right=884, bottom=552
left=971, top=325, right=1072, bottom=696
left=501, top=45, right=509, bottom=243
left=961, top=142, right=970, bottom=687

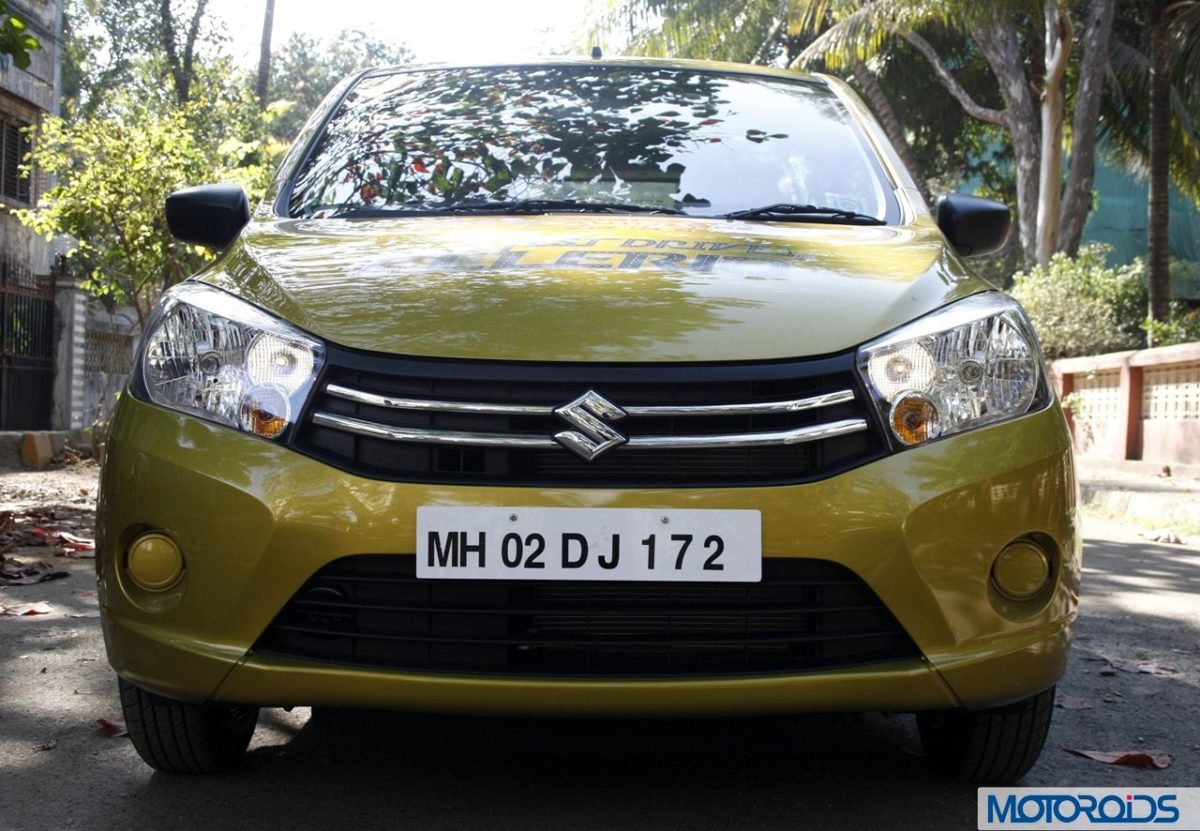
left=1010, top=244, right=1200, bottom=359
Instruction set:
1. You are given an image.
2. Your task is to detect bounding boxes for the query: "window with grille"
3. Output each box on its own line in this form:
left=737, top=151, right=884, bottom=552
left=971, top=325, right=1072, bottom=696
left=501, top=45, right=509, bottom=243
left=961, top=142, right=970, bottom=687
left=1, top=119, right=33, bottom=203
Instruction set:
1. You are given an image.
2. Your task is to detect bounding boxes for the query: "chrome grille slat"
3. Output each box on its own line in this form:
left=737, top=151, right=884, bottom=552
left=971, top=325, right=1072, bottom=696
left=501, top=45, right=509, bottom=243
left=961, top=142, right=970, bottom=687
left=325, top=382, right=856, bottom=417
left=312, top=410, right=868, bottom=450
left=326, top=383, right=553, bottom=415
left=311, top=412, right=558, bottom=447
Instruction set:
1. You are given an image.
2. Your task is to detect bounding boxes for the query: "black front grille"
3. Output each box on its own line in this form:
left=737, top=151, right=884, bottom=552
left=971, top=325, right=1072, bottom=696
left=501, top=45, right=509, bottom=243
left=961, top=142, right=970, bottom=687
left=255, top=555, right=920, bottom=677
left=290, top=348, right=886, bottom=487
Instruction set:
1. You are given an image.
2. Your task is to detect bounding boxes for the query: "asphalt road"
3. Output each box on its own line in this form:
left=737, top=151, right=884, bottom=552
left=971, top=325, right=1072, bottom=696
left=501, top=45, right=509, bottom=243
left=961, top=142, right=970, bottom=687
left=1, top=468, right=1197, bottom=830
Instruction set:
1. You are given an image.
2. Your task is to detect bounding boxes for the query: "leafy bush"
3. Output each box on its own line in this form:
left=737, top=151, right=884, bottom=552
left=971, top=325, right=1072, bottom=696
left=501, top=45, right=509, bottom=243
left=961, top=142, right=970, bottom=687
left=1011, top=244, right=1147, bottom=359
left=1010, top=247, right=1200, bottom=357
left=1169, top=258, right=1200, bottom=300
left=1145, top=303, right=1200, bottom=347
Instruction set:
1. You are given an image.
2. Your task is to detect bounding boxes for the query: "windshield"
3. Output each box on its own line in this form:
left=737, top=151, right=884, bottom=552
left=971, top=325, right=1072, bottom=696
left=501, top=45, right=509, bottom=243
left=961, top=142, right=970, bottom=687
left=287, top=65, right=897, bottom=221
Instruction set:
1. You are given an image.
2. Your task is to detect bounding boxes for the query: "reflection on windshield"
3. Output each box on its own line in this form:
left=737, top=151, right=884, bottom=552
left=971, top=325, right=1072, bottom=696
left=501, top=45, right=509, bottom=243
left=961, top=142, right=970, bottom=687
left=289, top=66, right=893, bottom=221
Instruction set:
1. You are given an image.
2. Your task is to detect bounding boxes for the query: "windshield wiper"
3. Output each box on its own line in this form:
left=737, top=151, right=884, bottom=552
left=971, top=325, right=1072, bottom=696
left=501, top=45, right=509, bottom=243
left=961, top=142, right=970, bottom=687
left=328, top=200, right=684, bottom=219
left=722, top=203, right=885, bottom=225
left=451, top=199, right=686, bottom=216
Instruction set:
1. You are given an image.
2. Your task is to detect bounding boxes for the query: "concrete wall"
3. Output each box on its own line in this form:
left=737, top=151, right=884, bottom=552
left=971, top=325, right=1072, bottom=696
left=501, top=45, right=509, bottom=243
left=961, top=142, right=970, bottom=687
left=1054, top=342, right=1200, bottom=466
left=81, top=303, right=138, bottom=427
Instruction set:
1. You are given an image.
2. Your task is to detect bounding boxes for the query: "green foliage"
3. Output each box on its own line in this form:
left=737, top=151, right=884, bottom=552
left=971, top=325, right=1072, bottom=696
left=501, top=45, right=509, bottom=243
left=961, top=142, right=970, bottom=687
left=62, top=0, right=225, bottom=118
left=1102, top=1, right=1200, bottom=209
left=41, top=1, right=306, bottom=321
left=587, top=0, right=790, bottom=64
left=0, top=0, right=40, bottom=69
left=1013, top=246, right=1200, bottom=357
left=1169, top=258, right=1200, bottom=299
left=269, top=30, right=413, bottom=144
left=1145, top=303, right=1200, bottom=347
left=15, top=99, right=252, bottom=323
left=1011, top=245, right=1147, bottom=359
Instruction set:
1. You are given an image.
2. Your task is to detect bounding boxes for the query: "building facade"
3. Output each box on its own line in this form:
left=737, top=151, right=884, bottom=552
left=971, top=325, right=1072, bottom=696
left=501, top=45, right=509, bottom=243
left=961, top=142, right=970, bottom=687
left=0, top=0, right=63, bottom=431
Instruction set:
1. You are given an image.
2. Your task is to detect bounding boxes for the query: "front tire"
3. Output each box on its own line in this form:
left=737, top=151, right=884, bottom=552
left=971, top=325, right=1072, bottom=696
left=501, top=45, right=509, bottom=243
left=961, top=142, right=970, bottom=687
left=119, top=678, right=259, bottom=773
left=917, top=686, right=1054, bottom=784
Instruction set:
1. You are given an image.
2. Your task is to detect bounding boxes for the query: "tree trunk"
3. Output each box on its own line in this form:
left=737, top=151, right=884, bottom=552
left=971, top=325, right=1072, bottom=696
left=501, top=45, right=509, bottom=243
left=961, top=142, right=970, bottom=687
left=974, top=20, right=1040, bottom=265
left=1057, top=0, right=1116, bottom=255
left=180, top=0, right=208, bottom=102
left=1035, top=0, right=1072, bottom=266
left=159, top=0, right=208, bottom=104
left=1147, top=0, right=1172, bottom=335
left=159, top=0, right=185, bottom=104
left=256, top=0, right=275, bottom=109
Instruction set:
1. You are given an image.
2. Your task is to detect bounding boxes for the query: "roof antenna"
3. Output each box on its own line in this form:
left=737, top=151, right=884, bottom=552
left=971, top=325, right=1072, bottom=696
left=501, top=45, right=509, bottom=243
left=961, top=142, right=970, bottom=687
left=591, top=45, right=603, bottom=59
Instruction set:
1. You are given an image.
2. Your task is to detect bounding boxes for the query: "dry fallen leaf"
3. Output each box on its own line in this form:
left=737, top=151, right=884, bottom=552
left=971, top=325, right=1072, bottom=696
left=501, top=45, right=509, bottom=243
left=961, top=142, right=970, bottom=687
left=1140, top=529, right=1184, bottom=545
left=1055, top=694, right=1094, bottom=710
left=0, top=601, right=53, bottom=616
left=0, top=556, right=70, bottom=586
left=56, top=548, right=96, bottom=560
left=97, top=718, right=128, bottom=739
left=1096, top=656, right=1177, bottom=676
left=33, top=528, right=95, bottom=552
left=1065, top=748, right=1172, bottom=770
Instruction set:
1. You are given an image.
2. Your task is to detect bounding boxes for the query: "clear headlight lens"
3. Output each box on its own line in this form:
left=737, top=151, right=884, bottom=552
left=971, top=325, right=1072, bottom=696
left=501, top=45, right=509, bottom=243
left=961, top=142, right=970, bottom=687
left=858, top=293, right=1045, bottom=447
left=140, top=283, right=324, bottom=439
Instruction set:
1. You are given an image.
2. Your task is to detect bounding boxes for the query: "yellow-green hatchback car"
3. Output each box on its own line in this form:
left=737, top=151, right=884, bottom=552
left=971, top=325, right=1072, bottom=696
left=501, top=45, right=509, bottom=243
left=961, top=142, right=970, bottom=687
left=99, top=59, right=1079, bottom=783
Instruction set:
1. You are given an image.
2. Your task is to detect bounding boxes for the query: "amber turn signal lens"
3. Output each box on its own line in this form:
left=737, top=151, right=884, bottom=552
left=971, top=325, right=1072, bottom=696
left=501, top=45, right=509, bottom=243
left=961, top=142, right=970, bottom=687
left=889, top=392, right=941, bottom=446
left=238, top=385, right=290, bottom=439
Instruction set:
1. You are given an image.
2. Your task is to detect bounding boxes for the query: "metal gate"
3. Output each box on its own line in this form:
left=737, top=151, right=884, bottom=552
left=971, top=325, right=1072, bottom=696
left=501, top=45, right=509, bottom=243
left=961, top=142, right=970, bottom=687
left=0, top=255, right=54, bottom=429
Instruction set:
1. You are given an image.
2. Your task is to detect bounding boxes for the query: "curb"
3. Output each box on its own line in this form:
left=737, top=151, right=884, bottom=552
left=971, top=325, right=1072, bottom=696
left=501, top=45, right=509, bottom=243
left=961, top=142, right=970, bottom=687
left=1080, top=483, right=1200, bottom=531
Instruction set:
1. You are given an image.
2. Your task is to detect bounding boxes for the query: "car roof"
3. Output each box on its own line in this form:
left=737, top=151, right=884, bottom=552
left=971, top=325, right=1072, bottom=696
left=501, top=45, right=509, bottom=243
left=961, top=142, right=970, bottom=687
left=360, top=56, right=830, bottom=89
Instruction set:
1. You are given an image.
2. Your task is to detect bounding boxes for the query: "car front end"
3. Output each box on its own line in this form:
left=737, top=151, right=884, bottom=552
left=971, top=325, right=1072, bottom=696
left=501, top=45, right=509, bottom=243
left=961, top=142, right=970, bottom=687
left=98, top=58, right=1079, bottom=781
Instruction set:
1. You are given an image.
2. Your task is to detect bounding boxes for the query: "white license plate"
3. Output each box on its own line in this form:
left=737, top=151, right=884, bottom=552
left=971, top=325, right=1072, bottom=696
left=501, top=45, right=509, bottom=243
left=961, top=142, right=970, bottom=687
left=416, top=507, right=761, bottom=582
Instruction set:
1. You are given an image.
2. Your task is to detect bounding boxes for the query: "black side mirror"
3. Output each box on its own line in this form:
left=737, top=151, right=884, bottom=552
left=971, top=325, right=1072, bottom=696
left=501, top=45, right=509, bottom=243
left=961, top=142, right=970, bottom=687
left=935, top=194, right=1010, bottom=257
left=166, top=184, right=251, bottom=250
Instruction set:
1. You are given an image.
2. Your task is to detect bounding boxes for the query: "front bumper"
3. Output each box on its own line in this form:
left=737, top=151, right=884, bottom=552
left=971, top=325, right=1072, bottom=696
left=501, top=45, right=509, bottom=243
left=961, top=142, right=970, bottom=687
left=98, top=396, right=1079, bottom=716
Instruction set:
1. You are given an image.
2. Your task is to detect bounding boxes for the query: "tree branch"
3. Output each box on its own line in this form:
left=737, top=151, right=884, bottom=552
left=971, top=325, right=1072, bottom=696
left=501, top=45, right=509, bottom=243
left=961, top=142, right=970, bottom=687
left=900, top=30, right=1008, bottom=125
left=751, top=15, right=786, bottom=65
left=1043, top=0, right=1074, bottom=93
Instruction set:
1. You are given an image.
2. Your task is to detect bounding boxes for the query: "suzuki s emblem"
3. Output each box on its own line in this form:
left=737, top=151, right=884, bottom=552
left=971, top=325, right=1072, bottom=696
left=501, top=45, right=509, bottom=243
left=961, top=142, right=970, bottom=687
left=553, top=390, right=628, bottom=461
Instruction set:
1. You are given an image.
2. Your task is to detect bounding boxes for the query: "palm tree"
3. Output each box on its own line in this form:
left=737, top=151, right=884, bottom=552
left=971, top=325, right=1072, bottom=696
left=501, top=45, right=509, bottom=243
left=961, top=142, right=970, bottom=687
left=257, top=0, right=275, bottom=110
left=1102, top=0, right=1200, bottom=334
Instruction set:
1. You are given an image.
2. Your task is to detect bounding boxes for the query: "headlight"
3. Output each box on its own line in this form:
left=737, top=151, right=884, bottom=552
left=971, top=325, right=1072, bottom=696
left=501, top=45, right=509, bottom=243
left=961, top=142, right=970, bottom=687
left=138, top=282, right=324, bottom=440
left=858, top=293, right=1045, bottom=447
